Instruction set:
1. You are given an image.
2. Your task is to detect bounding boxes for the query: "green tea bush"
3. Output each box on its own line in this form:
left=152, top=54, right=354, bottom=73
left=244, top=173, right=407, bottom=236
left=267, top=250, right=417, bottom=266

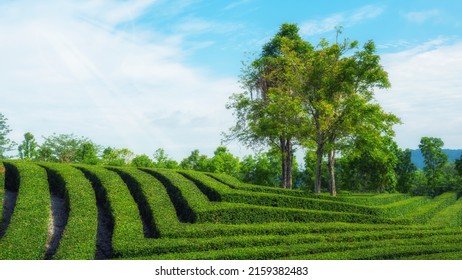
left=0, top=161, right=50, bottom=259
left=108, top=167, right=180, bottom=235
left=399, top=192, right=457, bottom=224
left=76, top=165, right=144, bottom=258
left=375, top=196, right=432, bottom=219
left=40, top=163, right=98, bottom=260
left=182, top=170, right=379, bottom=216
left=207, top=172, right=307, bottom=197
left=428, top=196, right=462, bottom=227
left=140, top=168, right=210, bottom=223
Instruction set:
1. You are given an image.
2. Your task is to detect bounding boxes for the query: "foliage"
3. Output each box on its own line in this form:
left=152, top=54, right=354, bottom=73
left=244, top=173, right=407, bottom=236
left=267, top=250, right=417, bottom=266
left=239, top=151, right=280, bottom=187
left=152, top=148, right=179, bottom=169
left=180, top=149, right=210, bottom=171
left=0, top=113, right=16, bottom=158
left=395, top=148, right=417, bottom=193
left=75, top=141, right=100, bottom=165
left=37, top=133, right=90, bottom=163
left=419, top=137, right=449, bottom=196
left=18, top=132, right=39, bottom=160
left=338, top=135, right=398, bottom=193
left=208, top=146, right=240, bottom=177
left=225, top=23, right=310, bottom=189
left=455, top=154, right=462, bottom=177
left=131, top=154, right=154, bottom=168
left=101, top=147, right=134, bottom=166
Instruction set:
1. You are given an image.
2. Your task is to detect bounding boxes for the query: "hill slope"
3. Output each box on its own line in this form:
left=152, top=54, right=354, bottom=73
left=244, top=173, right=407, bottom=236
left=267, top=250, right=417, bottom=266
left=1, top=161, right=462, bottom=260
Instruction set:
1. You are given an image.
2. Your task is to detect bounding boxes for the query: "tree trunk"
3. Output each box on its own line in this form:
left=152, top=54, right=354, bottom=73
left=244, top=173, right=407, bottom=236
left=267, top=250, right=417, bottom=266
left=286, top=139, right=293, bottom=190
left=280, top=138, right=293, bottom=189
left=314, top=142, right=323, bottom=194
left=328, top=149, right=336, bottom=196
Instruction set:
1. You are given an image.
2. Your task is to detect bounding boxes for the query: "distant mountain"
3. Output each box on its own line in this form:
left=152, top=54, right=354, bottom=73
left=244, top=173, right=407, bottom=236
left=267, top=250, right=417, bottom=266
left=410, top=149, right=462, bottom=169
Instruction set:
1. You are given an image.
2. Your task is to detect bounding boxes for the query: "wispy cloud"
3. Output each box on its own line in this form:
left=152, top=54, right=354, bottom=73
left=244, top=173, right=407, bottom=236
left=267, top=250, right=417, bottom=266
left=223, top=0, right=251, bottom=11
left=0, top=1, right=239, bottom=159
left=403, top=9, right=441, bottom=24
left=376, top=39, right=462, bottom=148
left=300, top=5, right=384, bottom=36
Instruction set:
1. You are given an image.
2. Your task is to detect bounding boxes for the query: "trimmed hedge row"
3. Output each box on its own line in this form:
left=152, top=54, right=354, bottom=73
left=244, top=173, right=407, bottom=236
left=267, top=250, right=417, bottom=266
left=116, top=226, right=458, bottom=259
left=181, top=170, right=381, bottom=216
left=108, top=167, right=180, bottom=235
left=207, top=172, right=307, bottom=198
left=198, top=203, right=386, bottom=224
left=398, top=192, right=457, bottom=224
left=0, top=161, right=50, bottom=260
left=336, top=193, right=410, bottom=206
left=428, top=196, right=462, bottom=227
left=40, top=163, right=98, bottom=260
left=140, top=168, right=210, bottom=223
left=75, top=165, right=144, bottom=259
left=124, top=229, right=462, bottom=260
left=374, top=196, right=432, bottom=219
left=304, top=234, right=462, bottom=260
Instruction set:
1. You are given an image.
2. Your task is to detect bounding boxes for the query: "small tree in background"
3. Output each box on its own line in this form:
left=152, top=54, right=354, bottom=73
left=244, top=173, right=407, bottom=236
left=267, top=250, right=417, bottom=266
left=395, top=148, right=417, bottom=193
left=131, top=154, right=154, bottom=168
left=18, top=132, right=38, bottom=160
left=419, top=137, right=448, bottom=196
left=180, top=149, right=209, bottom=171
left=0, top=113, right=16, bottom=158
left=152, top=148, right=179, bottom=169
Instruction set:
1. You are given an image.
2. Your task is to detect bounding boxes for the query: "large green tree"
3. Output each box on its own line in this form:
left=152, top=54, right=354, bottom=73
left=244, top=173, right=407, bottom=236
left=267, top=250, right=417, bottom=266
left=225, top=23, right=310, bottom=189
left=0, top=113, right=16, bottom=158
left=276, top=27, right=398, bottom=195
left=419, top=137, right=448, bottom=195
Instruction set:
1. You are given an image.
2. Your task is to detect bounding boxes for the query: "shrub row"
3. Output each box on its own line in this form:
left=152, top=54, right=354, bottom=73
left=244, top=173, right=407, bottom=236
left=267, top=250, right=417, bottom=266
left=108, top=167, right=180, bottom=236
left=428, top=196, right=462, bottom=228
left=181, top=170, right=380, bottom=216
left=207, top=172, right=307, bottom=198
left=305, top=234, right=462, bottom=260
left=374, top=196, right=432, bottom=219
left=197, top=203, right=386, bottom=225
left=115, top=226, right=454, bottom=259
left=124, top=229, right=462, bottom=260
left=40, top=163, right=98, bottom=260
left=398, top=192, right=457, bottom=224
left=0, top=161, right=50, bottom=259
left=75, top=165, right=145, bottom=259
left=336, top=193, right=410, bottom=206
left=140, top=168, right=210, bottom=223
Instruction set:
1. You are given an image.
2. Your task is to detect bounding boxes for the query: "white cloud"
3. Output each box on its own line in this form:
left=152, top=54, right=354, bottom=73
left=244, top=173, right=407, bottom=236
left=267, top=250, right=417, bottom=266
left=300, top=5, right=384, bottom=36
left=376, top=40, right=462, bottom=149
left=403, top=9, right=441, bottom=24
left=0, top=1, right=240, bottom=160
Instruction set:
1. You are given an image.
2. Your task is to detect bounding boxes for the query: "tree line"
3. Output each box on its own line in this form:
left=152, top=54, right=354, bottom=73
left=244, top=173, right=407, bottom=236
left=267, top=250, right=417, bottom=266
left=1, top=111, right=461, bottom=196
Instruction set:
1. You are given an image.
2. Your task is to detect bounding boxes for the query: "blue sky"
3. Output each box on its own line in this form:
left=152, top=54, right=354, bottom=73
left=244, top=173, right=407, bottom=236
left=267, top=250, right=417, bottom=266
left=0, top=0, right=461, bottom=160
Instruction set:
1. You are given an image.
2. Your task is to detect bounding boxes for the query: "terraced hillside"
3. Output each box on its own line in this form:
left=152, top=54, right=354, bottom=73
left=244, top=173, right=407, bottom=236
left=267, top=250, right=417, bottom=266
left=1, top=161, right=462, bottom=260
